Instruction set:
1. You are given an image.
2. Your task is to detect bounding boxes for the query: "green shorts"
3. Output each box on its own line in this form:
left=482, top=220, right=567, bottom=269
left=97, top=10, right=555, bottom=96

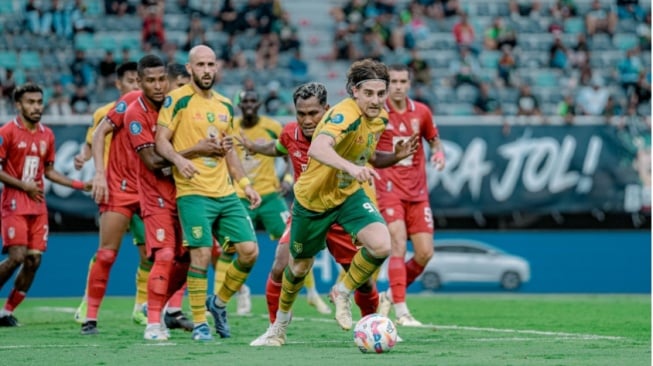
left=130, top=214, right=145, bottom=246
left=289, top=188, right=385, bottom=259
left=240, top=192, right=289, bottom=240
left=177, top=194, right=257, bottom=248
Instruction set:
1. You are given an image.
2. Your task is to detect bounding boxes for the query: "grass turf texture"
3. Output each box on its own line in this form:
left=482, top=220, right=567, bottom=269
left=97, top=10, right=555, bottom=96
left=1, top=294, right=649, bottom=366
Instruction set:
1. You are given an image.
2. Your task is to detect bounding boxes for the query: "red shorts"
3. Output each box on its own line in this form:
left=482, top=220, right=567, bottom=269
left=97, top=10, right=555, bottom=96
left=99, top=200, right=140, bottom=219
left=279, top=218, right=358, bottom=265
left=378, top=195, right=434, bottom=235
left=2, top=214, right=49, bottom=253
left=144, top=213, right=182, bottom=258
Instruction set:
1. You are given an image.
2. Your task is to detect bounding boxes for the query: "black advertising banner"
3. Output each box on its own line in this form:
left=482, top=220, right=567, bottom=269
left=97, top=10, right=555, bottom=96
left=43, top=124, right=650, bottom=218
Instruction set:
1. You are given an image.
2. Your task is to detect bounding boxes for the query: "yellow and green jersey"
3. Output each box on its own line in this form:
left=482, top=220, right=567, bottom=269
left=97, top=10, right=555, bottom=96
left=157, top=83, right=235, bottom=199
left=294, top=98, right=388, bottom=212
left=232, top=115, right=283, bottom=197
left=85, top=101, right=114, bottom=167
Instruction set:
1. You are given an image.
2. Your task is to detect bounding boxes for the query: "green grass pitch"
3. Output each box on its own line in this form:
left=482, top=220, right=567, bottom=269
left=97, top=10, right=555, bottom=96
left=1, top=294, right=649, bottom=366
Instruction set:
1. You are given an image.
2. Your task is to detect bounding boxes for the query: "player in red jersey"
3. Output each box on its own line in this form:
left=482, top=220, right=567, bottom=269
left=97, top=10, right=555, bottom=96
left=0, top=83, right=90, bottom=326
left=126, top=57, right=228, bottom=340
left=375, top=64, right=446, bottom=326
left=239, top=82, right=417, bottom=346
left=80, top=86, right=146, bottom=335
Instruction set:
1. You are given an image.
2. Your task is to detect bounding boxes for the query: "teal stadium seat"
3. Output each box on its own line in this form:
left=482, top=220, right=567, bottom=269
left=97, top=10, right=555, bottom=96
left=74, top=33, right=95, bottom=51
left=0, top=51, right=18, bottom=69
left=19, top=51, right=42, bottom=70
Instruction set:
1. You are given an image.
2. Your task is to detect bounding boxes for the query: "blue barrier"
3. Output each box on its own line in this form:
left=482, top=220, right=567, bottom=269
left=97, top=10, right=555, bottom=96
left=0, top=230, right=649, bottom=298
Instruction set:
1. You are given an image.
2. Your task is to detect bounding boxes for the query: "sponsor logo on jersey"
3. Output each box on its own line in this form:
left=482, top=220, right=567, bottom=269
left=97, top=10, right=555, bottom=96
left=17, top=141, right=26, bottom=149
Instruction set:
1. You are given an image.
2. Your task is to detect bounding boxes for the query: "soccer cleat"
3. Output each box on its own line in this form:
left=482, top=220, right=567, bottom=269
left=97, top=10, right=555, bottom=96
left=377, top=291, right=392, bottom=317
left=144, top=324, right=169, bottom=341
left=0, top=314, right=20, bottom=327
left=132, top=303, right=148, bottom=325
left=396, top=313, right=423, bottom=327
left=236, top=284, right=252, bottom=316
left=205, top=295, right=230, bottom=338
left=249, top=320, right=289, bottom=347
left=307, top=293, right=331, bottom=315
left=329, top=286, right=353, bottom=330
left=164, top=311, right=194, bottom=332
left=74, top=298, right=87, bottom=324
left=191, top=323, right=213, bottom=341
left=80, top=320, right=98, bottom=335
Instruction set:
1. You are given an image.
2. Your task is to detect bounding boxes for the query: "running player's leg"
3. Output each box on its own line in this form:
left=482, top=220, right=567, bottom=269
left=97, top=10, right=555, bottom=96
left=130, top=214, right=150, bottom=326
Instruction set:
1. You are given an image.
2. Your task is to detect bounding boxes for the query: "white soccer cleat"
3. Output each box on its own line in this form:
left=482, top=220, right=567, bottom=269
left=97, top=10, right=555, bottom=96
left=329, top=286, right=352, bottom=330
left=377, top=291, right=392, bottom=317
left=307, top=293, right=331, bottom=315
left=249, top=321, right=288, bottom=347
left=396, top=313, right=423, bottom=327
left=144, top=324, right=170, bottom=341
left=237, top=284, right=252, bottom=316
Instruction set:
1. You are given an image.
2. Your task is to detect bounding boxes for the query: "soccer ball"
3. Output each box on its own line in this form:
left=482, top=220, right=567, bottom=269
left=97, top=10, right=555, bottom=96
left=353, top=313, right=397, bottom=353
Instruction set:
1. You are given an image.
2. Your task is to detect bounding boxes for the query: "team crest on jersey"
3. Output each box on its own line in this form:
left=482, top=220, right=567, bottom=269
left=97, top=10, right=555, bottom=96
left=129, top=121, right=142, bottom=135
left=292, top=241, right=303, bottom=254
left=191, top=226, right=203, bottom=239
left=410, top=118, right=420, bottom=132
left=156, top=228, right=165, bottom=242
left=7, top=227, right=14, bottom=239
left=39, top=140, right=47, bottom=156
left=207, top=112, right=215, bottom=123
left=116, top=101, right=127, bottom=113
left=163, top=96, right=172, bottom=108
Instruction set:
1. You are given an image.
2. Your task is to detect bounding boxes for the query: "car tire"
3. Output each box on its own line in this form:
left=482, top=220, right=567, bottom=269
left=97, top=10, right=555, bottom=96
left=421, top=271, right=441, bottom=290
left=500, top=271, right=521, bottom=290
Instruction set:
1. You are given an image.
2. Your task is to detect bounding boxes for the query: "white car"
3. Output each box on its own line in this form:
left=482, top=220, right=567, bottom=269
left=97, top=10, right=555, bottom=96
left=421, top=240, right=531, bottom=291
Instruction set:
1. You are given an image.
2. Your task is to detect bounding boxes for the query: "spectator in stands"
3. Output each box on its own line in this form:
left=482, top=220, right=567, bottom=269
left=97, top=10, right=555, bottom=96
left=497, top=45, right=517, bottom=86
left=400, top=2, right=430, bottom=50
left=569, top=33, right=590, bottom=69
left=550, top=0, right=577, bottom=21
left=141, top=1, right=165, bottom=49
left=106, top=0, right=131, bottom=16
left=184, top=13, right=207, bottom=51
left=483, top=16, right=517, bottom=51
left=273, top=10, right=301, bottom=52
left=452, top=12, right=477, bottom=53
left=557, top=93, right=576, bottom=124
left=263, top=80, right=290, bottom=116
left=162, top=41, right=180, bottom=64
left=633, top=70, right=651, bottom=104
left=215, top=0, right=239, bottom=35
left=341, top=0, right=368, bottom=34
left=549, top=35, right=569, bottom=70
left=407, top=48, right=432, bottom=86
left=473, top=82, right=502, bottom=116
left=584, top=0, right=617, bottom=38
left=603, top=95, right=624, bottom=119
left=288, top=49, right=309, bottom=84
left=1, top=70, right=17, bottom=102
left=46, top=82, right=72, bottom=116
left=617, top=47, right=644, bottom=95
left=255, top=33, right=280, bottom=70
left=616, top=0, right=646, bottom=21
left=23, top=0, right=43, bottom=34
left=70, top=49, right=93, bottom=87
left=97, top=50, right=117, bottom=91
left=578, top=61, right=593, bottom=86
left=220, top=34, right=247, bottom=69
left=70, top=0, right=95, bottom=36
left=509, top=0, right=542, bottom=20
left=450, top=46, right=481, bottom=89
left=636, top=12, right=651, bottom=49
left=121, top=47, right=133, bottom=63
left=70, top=84, right=91, bottom=114
left=41, top=0, right=71, bottom=38
left=329, top=6, right=357, bottom=61
left=516, top=84, right=541, bottom=116
left=577, top=77, right=610, bottom=115
left=430, top=0, right=461, bottom=20
left=356, top=26, right=386, bottom=61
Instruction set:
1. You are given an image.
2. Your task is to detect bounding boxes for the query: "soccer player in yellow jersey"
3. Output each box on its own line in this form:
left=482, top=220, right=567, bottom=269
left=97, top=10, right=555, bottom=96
left=156, top=45, right=261, bottom=341
left=71, top=62, right=154, bottom=326
left=252, top=59, right=419, bottom=346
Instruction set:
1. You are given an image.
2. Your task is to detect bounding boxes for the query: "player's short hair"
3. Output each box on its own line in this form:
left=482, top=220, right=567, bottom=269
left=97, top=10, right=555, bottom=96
left=116, top=61, right=138, bottom=79
left=293, top=82, right=327, bottom=106
left=238, top=90, right=259, bottom=102
left=167, top=63, right=189, bottom=79
left=346, top=58, right=389, bottom=96
left=388, top=64, right=410, bottom=73
left=13, top=83, right=43, bottom=102
left=137, top=55, right=165, bottom=76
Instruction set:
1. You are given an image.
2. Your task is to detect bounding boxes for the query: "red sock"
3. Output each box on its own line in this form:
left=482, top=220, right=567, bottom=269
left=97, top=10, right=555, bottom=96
left=387, top=256, right=407, bottom=304
left=354, top=283, right=379, bottom=317
left=265, top=275, right=281, bottom=323
left=148, top=248, right=174, bottom=324
left=4, top=289, right=26, bottom=312
left=86, top=249, right=117, bottom=320
left=405, top=258, right=426, bottom=287
left=168, top=284, right=185, bottom=309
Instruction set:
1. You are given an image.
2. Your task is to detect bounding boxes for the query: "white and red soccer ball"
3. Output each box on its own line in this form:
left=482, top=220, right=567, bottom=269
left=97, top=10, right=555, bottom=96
left=353, top=313, right=397, bottom=353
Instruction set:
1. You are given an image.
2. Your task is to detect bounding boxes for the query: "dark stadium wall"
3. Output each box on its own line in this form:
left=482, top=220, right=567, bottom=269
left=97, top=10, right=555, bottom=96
left=0, top=230, right=649, bottom=298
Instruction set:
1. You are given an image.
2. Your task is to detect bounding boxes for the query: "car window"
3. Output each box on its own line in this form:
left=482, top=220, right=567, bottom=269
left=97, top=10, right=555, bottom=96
left=463, top=246, right=487, bottom=254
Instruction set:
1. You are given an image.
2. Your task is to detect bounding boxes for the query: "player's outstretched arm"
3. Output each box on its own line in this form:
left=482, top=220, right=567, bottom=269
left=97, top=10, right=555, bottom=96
left=44, top=165, right=91, bottom=191
left=90, top=117, right=114, bottom=203
left=370, top=133, right=419, bottom=168
left=155, top=124, right=198, bottom=179
left=234, top=131, right=282, bottom=157
left=309, top=134, right=379, bottom=183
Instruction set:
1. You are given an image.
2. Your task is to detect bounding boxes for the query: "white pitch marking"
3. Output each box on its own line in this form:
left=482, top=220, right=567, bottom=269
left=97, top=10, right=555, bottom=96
left=0, top=344, right=99, bottom=350
left=34, top=306, right=77, bottom=313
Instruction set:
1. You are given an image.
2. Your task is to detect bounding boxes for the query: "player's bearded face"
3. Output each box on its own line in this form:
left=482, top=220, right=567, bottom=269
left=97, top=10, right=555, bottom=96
left=353, top=80, right=388, bottom=119
left=18, top=92, right=44, bottom=124
left=192, top=69, right=216, bottom=90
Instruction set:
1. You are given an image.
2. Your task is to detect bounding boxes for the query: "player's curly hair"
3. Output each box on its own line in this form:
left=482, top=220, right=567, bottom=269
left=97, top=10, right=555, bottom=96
left=345, top=58, right=389, bottom=97
left=293, top=82, right=327, bottom=106
left=13, top=83, right=42, bottom=102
